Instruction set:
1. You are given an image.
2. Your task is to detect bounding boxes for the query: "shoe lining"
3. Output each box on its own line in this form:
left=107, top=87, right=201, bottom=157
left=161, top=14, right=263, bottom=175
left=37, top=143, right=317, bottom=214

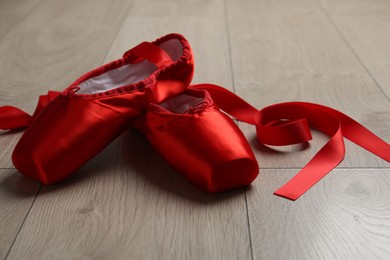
left=77, top=39, right=183, bottom=94
left=160, top=93, right=205, bottom=114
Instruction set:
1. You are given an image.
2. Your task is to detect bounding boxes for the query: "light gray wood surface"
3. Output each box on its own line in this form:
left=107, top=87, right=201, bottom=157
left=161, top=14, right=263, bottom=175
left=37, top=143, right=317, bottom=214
left=0, top=0, right=42, bottom=38
left=226, top=0, right=390, bottom=169
left=0, top=0, right=134, bottom=167
left=0, top=169, right=40, bottom=259
left=318, top=0, right=390, bottom=97
left=0, top=0, right=389, bottom=259
left=248, top=169, right=390, bottom=259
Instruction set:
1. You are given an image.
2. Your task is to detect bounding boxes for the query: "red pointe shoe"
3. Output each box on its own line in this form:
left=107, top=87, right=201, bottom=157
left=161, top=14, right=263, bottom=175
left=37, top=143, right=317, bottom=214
left=137, top=87, right=259, bottom=192
left=3, top=33, right=194, bottom=184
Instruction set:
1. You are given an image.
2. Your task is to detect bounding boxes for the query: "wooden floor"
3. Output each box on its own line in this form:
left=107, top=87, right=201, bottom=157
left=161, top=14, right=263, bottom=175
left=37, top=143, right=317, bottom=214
left=1, top=0, right=390, bottom=259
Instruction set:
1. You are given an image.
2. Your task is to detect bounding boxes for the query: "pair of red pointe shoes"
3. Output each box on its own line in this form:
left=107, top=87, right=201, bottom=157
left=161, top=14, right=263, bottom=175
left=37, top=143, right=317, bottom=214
left=2, top=33, right=389, bottom=199
left=0, top=33, right=259, bottom=192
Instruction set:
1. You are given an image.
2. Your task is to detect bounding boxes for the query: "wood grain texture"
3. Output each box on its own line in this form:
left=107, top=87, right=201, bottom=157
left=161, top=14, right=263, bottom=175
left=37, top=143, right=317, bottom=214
left=0, top=169, right=40, bottom=259
left=0, top=0, right=42, bottom=37
left=226, top=0, right=390, bottom=169
left=317, top=0, right=390, bottom=98
left=247, top=169, right=390, bottom=259
left=0, top=0, right=134, bottom=168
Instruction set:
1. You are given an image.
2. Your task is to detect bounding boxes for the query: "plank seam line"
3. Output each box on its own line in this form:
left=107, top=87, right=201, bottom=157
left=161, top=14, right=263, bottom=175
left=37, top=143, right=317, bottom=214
left=4, top=185, right=42, bottom=260
left=244, top=189, right=255, bottom=260
left=314, top=0, right=390, bottom=103
left=223, top=0, right=237, bottom=94
left=98, top=0, right=136, bottom=65
left=223, top=1, right=255, bottom=259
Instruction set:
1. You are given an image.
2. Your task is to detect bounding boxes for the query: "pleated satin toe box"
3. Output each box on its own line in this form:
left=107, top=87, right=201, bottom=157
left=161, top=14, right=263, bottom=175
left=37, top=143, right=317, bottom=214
left=141, top=89, right=259, bottom=192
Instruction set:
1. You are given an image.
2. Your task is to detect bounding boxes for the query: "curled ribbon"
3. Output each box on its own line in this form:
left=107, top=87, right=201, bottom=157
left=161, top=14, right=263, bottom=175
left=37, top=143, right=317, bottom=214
left=1, top=84, right=389, bottom=200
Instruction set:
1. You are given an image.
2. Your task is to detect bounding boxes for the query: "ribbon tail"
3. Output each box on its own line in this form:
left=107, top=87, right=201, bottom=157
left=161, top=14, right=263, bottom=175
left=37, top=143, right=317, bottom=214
left=274, top=128, right=345, bottom=200
left=0, top=106, right=33, bottom=130
left=0, top=91, right=60, bottom=131
left=258, top=102, right=346, bottom=200
left=323, top=106, right=390, bottom=162
left=191, top=84, right=259, bottom=124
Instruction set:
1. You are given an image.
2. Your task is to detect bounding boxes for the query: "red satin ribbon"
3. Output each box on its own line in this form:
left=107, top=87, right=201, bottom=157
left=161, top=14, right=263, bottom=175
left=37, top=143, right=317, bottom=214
left=1, top=83, right=389, bottom=200
left=123, top=41, right=173, bottom=68
left=0, top=106, right=32, bottom=130
left=192, top=83, right=390, bottom=200
left=0, top=91, right=60, bottom=130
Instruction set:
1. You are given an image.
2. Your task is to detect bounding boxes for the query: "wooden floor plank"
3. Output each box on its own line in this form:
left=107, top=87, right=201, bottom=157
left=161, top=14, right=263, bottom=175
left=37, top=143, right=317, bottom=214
left=105, top=18, right=233, bottom=89
left=0, top=169, right=40, bottom=259
left=0, top=0, right=42, bottom=38
left=317, top=0, right=390, bottom=98
left=226, top=0, right=390, bottom=169
left=247, top=168, right=390, bottom=259
left=6, top=1, right=251, bottom=259
left=0, top=0, right=134, bottom=168
left=130, top=0, right=224, bottom=17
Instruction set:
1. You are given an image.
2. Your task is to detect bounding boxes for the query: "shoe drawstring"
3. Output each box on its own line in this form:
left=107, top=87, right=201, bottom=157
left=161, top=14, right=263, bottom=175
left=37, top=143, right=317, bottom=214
left=185, top=101, right=209, bottom=114
left=65, top=86, right=80, bottom=96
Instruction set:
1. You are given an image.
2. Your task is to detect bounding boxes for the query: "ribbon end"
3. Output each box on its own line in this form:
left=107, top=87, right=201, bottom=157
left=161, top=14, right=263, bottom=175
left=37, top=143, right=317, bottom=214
left=273, top=189, right=301, bottom=201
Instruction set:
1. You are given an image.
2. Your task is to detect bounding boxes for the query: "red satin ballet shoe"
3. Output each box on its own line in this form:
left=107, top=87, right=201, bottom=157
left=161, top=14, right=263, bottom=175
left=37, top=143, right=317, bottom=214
left=3, top=33, right=194, bottom=184
left=136, top=87, right=259, bottom=192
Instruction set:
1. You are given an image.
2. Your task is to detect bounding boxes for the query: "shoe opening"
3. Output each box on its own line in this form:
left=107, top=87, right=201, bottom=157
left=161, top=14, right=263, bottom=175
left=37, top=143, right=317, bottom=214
left=77, top=38, right=183, bottom=94
left=159, top=89, right=211, bottom=114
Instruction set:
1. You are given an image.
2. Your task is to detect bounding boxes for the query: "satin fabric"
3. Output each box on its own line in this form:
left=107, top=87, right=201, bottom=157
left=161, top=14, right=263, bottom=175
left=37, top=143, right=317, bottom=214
left=1, top=39, right=388, bottom=200
left=191, top=84, right=390, bottom=200
left=3, top=33, right=194, bottom=184
left=138, top=88, right=259, bottom=192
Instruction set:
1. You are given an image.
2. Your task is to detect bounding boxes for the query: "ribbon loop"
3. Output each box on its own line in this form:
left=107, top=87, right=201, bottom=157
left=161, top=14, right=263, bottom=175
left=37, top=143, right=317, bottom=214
left=256, top=116, right=312, bottom=146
